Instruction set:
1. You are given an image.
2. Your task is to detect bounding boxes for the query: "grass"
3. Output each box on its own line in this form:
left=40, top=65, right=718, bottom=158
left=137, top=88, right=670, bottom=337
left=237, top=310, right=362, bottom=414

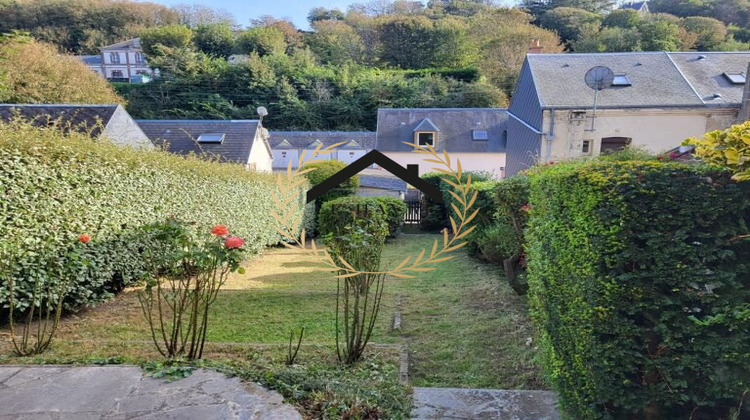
left=0, top=234, right=543, bottom=418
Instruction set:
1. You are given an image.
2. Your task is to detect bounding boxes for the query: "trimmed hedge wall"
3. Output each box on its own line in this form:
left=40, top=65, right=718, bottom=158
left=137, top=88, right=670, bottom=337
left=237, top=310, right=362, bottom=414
left=318, top=196, right=406, bottom=238
left=526, top=161, right=750, bottom=419
left=420, top=171, right=492, bottom=232
left=0, top=121, right=308, bottom=313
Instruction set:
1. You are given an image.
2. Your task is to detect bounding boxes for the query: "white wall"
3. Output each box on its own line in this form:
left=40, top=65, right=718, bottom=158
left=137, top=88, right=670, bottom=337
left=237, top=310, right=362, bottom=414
left=337, top=149, right=367, bottom=165
left=540, top=108, right=738, bottom=161
left=248, top=131, right=273, bottom=172
left=382, top=152, right=507, bottom=179
left=272, top=149, right=299, bottom=169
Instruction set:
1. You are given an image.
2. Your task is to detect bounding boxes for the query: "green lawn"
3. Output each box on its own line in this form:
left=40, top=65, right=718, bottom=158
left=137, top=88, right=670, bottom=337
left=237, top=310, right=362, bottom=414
left=0, top=234, right=543, bottom=418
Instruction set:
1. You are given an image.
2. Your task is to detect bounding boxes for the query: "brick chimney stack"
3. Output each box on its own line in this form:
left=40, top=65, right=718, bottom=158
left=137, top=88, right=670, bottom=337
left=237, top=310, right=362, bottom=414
left=528, top=39, right=543, bottom=54
left=738, top=62, right=750, bottom=123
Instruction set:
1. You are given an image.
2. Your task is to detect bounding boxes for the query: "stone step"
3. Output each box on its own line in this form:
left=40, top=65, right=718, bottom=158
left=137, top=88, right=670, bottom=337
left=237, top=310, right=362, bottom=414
left=411, top=387, right=560, bottom=420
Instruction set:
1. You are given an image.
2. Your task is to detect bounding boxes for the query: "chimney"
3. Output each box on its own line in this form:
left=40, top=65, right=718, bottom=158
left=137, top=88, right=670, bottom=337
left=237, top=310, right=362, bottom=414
left=528, top=39, right=543, bottom=55
left=738, top=62, right=750, bottom=123
left=406, top=164, right=419, bottom=178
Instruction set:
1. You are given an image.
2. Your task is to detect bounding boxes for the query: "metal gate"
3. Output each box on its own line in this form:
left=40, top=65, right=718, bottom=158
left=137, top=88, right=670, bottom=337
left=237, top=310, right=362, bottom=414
left=404, top=198, right=421, bottom=225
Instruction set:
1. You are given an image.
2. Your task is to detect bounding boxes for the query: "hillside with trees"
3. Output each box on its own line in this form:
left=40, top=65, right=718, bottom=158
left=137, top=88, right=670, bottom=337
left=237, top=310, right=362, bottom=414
left=1, top=0, right=749, bottom=129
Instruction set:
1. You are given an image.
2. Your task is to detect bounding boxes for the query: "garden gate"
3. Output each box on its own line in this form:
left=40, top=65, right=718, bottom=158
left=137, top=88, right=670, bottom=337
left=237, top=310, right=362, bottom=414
left=404, top=190, right=421, bottom=226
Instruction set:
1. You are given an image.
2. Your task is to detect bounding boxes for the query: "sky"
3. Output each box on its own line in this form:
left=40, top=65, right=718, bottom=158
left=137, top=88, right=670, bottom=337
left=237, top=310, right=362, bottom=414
left=150, top=0, right=360, bottom=30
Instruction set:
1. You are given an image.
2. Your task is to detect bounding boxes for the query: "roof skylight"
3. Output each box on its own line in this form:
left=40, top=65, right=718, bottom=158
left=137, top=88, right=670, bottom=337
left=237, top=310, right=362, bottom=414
left=472, top=130, right=489, bottom=140
left=612, top=74, right=632, bottom=86
left=723, top=72, right=746, bottom=85
left=197, top=133, right=225, bottom=143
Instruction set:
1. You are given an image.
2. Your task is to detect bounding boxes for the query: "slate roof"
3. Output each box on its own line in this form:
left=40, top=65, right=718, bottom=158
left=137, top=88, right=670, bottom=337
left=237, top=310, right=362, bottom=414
left=376, top=108, right=508, bottom=153
left=0, top=104, right=119, bottom=137
left=523, top=52, right=750, bottom=109
left=80, top=55, right=102, bottom=65
left=136, top=120, right=261, bottom=164
left=620, top=1, right=647, bottom=10
left=101, top=38, right=141, bottom=50
left=359, top=174, right=407, bottom=191
left=268, top=131, right=375, bottom=149
left=668, top=52, right=750, bottom=105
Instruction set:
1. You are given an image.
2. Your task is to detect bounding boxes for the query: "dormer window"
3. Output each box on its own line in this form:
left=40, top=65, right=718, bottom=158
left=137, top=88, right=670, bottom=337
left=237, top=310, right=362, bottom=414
left=415, top=131, right=435, bottom=146
left=413, top=118, right=439, bottom=147
left=197, top=133, right=225, bottom=143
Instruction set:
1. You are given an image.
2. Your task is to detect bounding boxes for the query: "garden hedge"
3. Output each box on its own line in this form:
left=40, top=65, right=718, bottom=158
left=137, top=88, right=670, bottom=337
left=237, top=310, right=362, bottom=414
left=317, top=196, right=405, bottom=238
left=0, top=121, right=309, bottom=313
left=526, top=160, right=750, bottom=419
left=419, top=171, right=491, bottom=232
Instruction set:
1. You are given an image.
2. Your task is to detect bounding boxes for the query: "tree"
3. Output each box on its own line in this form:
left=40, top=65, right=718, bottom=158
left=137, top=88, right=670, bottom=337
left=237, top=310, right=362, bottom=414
left=573, top=26, right=642, bottom=52
left=249, top=16, right=303, bottom=51
left=681, top=16, right=728, bottom=50
left=638, top=16, right=681, bottom=51
left=0, top=0, right=180, bottom=54
left=602, top=9, right=642, bottom=28
left=194, top=23, right=235, bottom=57
left=0, top=36, right=123, bottom=104
left=308, top=7, right=346, bottom=23
left=308, top=20, right=365, bottom=64
left=236, top=27, right=287, bottom=56
left=467, top=8, right=562, bottom=90
left=140, top=24, right=194, bottom=56
left=523, top=0, right=614, bottom=16
left=538, top=7, right=601, bottom=43
left=171, top=3, right=236, bottom=27
left=376, top=15, right=474, bottom=68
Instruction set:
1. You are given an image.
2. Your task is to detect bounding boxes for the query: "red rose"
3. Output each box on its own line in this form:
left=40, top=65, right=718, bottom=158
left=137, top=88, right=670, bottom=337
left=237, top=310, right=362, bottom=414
left=224, top=236, right=245, bottom=249
left=520, top=204, right=531, bottom=212
left=211, top=225, right=229, bottom=236
left=78, top=234, right=90, bottom=243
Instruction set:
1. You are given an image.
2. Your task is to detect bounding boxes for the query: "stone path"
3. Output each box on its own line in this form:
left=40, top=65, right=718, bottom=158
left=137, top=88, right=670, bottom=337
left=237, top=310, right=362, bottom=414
left=0, top=365, right=301, bottom=420
left=411, top=387, right=560, bottom=420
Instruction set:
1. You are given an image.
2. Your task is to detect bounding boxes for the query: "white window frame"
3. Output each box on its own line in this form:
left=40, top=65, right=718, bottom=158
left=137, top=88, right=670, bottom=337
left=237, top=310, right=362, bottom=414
left=414, top=131, right=436, bottom=147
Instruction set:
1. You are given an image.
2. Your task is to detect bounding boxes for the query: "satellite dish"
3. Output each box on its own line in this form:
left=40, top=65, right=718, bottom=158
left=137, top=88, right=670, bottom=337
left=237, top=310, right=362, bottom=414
left=585, top=66, right=615, bottom=91
left=257, top=106, right=268, bottom=117
left=583, top=66, right=614, bottom=132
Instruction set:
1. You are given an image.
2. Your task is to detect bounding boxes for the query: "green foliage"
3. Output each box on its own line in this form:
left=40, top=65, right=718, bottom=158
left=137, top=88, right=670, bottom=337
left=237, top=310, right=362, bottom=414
left=602, top=9, right=642, bottom=28
left=0, top=121, right=308, bottom=315
left=138, top=219, right=246, bottom=360
left=526, top=160, right=750, bottom=419
left=236, top=26, right=287, bottom=57
left=638, top=15, right=682, bottom=51
left=0, top=35, right=123, bottom=104
left=681, top=16, right=728, bottom=50
left=420, top=173, right=449, bottom=231
left=302, top=160, right=359, bottom=204
left=193, top=23, right=235, bottom=57
left=0, top=0, right=180, bottom=54
left=573, top=26, right=642, bottom=52
left=140, top=24, right=194, bottom=56
left=539, top=7, right=602, bottom=43
left=317, top=196, right=395, bottom=238
left=685, top=121, right=750, bottom=181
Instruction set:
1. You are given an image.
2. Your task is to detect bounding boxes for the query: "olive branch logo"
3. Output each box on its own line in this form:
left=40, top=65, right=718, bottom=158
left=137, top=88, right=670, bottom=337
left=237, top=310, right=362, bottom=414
left=271, top=142, right=479, bottom=279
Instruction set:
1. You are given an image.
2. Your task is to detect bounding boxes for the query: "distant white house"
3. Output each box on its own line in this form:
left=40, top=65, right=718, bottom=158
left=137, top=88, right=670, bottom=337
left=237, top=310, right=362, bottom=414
left=268, top=131, right=375, bottom=170
left=78, top=38, right=155, bottom=82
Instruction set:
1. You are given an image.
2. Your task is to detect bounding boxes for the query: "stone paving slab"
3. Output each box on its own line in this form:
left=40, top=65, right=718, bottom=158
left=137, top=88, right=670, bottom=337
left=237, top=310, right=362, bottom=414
left=411, top=387, right=560, bottom=420
left=0, top=365, right=301, bottom=420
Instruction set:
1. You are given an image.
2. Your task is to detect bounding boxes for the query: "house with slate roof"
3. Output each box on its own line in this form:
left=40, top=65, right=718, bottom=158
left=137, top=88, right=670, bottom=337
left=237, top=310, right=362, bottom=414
left=375, top=108, right=507, bottom=178
left=0, top=104, right=152, bottom=149
left=619, top=1, right=649, bottom=13
left=268, top=131, right=375, bottom=169
left=137, top=120, right=273, bottom=172
left=78, top=38, right=154, bottom=82
left=506, top=51, right=750, bottom=176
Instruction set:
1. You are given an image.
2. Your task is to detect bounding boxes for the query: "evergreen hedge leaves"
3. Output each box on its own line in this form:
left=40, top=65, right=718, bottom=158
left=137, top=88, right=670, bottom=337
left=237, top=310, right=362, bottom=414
left=0, top=121, right=308, bottom=313
left=526, top=160, right=750, bottom=418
